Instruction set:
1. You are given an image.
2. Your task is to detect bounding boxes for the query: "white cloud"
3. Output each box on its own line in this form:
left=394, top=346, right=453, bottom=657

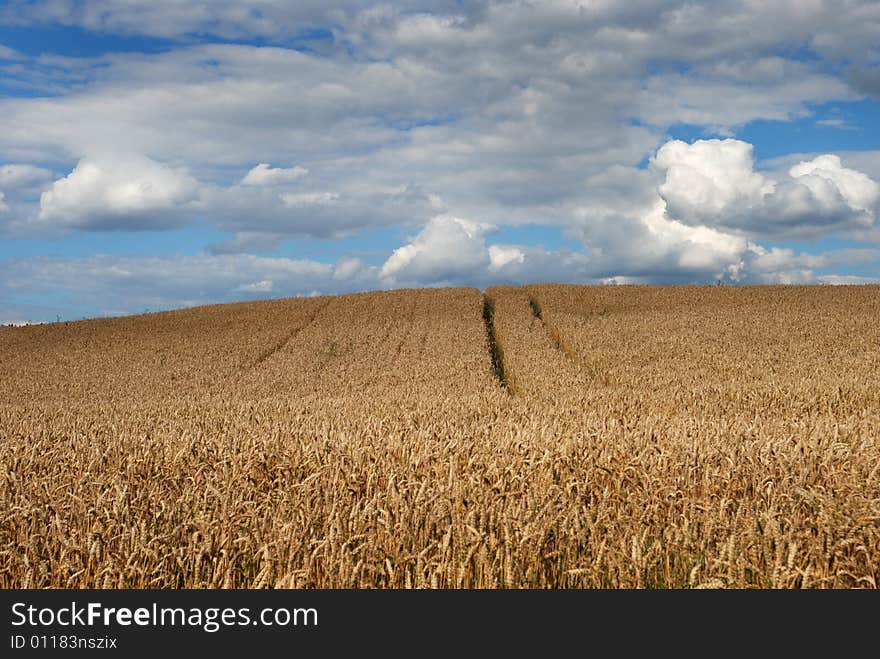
left=641, top=199, right=749, bottom=273
left=732, top=245, right=880, bottom=284
left=379, top=208, right=751, bottom=289
left=763, top=151, right=880, bottom=190
left=375, top=208, right=877, bottom=289
left=241, top=163, right=308, bottom=186
left=0, top=191, right=7, bottom=212
left=3, top=228, right=876, bottom=321
left=381, top=215, right=493, bottom=283
left=789, top=155, right=879, bottom=213
left=652, top=139, right=879, bottom=238
left=36, top=154, right=200, bottom=231
left=488, top=245, right=525, bottom=271
left=0, top=2, right=872, bottom=240
left=369, top=155, right=872, bottom=289
left=0, top=2, right=878, bottom=300
left=652, top=139, right=772, bottom=225
left=234, top=279, right=274, bottom=293
left=280, top=191, right=339, bottom=205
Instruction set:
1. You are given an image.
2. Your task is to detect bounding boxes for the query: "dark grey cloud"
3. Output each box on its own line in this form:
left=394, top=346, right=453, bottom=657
left=848, top=66, right=880, bottom=99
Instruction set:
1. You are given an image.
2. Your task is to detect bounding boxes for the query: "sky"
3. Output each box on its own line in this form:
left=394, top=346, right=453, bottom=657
left=1, top=1, right=879, bottom=323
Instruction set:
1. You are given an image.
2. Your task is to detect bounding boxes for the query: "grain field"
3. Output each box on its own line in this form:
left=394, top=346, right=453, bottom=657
left=1, top=285, right=878, bottom=588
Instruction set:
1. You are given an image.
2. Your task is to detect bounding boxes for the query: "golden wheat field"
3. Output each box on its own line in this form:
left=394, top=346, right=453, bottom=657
left=1, top=285, right=878, bottom=588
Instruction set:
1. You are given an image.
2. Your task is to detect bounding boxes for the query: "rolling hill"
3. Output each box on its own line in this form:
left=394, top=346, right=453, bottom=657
left=1, top=284, right=878, bottom=588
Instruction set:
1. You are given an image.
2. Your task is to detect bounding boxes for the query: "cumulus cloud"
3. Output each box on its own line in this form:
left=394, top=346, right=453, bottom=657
left=653, top=139, right=772, bottom=225
left=788, top=155, right=879, bottom=213
left=1, top=2, right=879, bottom=311
left=376, top=211, right=877, bottom=290
left=567, top=199, right=750, bottom=282
left=0, top=2, right=872, bottom=233
left=762, top=151, right=880, bottom=190
left=487, top=244, right=525, bottom=272
left=381, top=216, right=494, bottom=284
left=4, top=224, right=876, bottom=322
left=0, top=191, right=7, bottom=212
left=377, top=208, right=748, bottom=289
left=36, top=154, right=200, bottom=231
left=721, top=245, right=877, bottom=284
left=18, top=146, right=444, bottom=239
left=652, top=139, right=879, bottom=238
left=241, top=163, right=308, bottom=186
left=371, top=155, right=879, bottom=291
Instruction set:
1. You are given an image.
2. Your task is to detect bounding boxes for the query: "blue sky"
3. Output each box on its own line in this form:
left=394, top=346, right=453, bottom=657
left=1, top=1, right=879, bottom=322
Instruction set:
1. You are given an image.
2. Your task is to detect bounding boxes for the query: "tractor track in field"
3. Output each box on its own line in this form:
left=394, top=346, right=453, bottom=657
left=528, top=293, right=609, bottom=383
left=482, top=293, right=512, bottom=391
left=203, top=297, right=334, bottom=398
left=528, top=295, right=583, bottom=366
left=250, top=297, right=334, bottom=371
